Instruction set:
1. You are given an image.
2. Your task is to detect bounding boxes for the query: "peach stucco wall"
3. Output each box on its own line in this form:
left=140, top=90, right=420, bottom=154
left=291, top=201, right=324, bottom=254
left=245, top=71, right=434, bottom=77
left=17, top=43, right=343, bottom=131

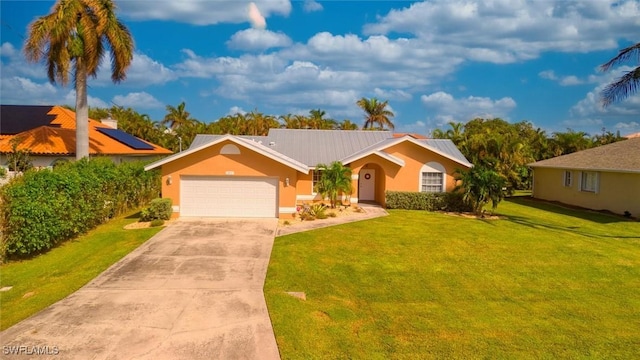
left=161, top=140, right=300, bottom=218
left=532, top=167, right=640, bottom=216
left=349, top=141, right=469, bottom=206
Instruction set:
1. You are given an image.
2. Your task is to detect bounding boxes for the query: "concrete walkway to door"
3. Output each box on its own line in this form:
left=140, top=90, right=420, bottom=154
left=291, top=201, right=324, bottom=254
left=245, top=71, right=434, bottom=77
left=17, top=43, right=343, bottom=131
left=1, top=218, right=281, bottom=360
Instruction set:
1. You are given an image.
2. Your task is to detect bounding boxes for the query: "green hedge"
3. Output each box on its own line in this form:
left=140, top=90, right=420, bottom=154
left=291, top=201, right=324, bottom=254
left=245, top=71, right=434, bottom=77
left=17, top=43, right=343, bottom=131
left=385, top=191, right=472, bottom=212
left=0, top=158, right=160, bottom=258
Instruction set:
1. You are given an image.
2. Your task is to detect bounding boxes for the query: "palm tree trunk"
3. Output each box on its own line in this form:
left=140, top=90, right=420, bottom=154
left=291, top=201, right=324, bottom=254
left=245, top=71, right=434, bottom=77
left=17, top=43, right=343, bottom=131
left=75, top=60, right=89, bottom=159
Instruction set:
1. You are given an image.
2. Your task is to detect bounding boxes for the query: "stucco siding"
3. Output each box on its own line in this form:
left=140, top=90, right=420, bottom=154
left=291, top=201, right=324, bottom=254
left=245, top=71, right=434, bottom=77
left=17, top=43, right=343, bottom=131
left=161, top=140, right=298, bottom=218
left=384, top=141, right=462, bottom=192
left=533, top=167, right=640, bottom=216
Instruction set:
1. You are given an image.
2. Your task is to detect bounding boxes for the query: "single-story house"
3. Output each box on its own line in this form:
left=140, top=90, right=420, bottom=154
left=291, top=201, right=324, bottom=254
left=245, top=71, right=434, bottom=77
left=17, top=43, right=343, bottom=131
left=0, top=105, right=172, bottom=168
left=528, top=137, right=640, bottom=217
left=144, top=129, right=473, bottom=219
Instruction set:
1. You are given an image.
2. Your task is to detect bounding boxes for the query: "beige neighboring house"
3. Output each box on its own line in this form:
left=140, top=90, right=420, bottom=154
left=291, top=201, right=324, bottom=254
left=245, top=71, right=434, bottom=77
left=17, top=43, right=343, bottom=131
left=528, top=137, right=640, bottom=217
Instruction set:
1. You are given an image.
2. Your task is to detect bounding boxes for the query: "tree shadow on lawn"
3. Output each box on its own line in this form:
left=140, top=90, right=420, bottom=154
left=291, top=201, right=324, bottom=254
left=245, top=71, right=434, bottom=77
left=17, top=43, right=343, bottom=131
left=497, top=197, right=640, bottom=239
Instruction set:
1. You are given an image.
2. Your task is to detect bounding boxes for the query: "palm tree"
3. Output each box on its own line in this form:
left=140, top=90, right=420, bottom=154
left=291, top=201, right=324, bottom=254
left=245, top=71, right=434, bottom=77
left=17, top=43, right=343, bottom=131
left=25, top=0, right=134, bottom=159
left=314, top=161, right=353, bottom=208
left=454, top=166, right=506, bottom=216
left=356, top=97, right=395, bottom=130
left=162, top=102, right=192, bottom=130
left=600, top=41, right=640, bottom=106
left=337, top=119, right=359, bottom=130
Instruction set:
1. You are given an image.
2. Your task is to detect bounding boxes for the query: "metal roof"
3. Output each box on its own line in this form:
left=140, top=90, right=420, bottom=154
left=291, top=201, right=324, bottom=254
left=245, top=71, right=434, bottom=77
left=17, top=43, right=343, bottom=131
left=189, top=129, right=472, bottom=168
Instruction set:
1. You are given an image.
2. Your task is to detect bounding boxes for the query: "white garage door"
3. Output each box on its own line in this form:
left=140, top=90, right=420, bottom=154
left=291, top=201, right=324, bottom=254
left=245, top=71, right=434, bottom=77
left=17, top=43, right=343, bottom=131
left=180, top=176, right=278, bottom=218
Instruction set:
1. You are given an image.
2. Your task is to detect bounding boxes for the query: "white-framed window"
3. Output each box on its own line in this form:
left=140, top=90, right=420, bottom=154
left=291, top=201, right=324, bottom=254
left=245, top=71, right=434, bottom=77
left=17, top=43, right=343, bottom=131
left=312, top=169, right=323, bottom=193
left=563, top=170, right=572, bottom=187
left=580, top=171, right=598, bottom=193
left=419, top=162, right=445, bottom=193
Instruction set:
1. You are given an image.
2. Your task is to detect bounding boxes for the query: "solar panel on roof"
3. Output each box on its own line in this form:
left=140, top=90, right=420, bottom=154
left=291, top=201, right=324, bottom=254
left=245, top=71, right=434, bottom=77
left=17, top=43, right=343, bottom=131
left=96, top=127, right=155, bottom=150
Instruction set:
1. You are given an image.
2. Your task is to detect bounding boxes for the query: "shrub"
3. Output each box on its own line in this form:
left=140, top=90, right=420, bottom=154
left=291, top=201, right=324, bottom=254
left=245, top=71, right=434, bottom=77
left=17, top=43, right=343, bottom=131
left=0, top=167, right=6, bottom=179
left=149, top=219, right=165, bottom=227
left=0, top=158, right=160, bottom=258
left=309, top=203, right=327, bottom=218
left=140, top=198, right=172, bottom=222
left=385, top=191, right=472, bottom=212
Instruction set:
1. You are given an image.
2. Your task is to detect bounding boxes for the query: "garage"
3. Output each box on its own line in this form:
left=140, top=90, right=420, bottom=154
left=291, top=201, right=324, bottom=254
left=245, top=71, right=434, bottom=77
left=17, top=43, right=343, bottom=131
left=180, top=176, right=278, bottom=218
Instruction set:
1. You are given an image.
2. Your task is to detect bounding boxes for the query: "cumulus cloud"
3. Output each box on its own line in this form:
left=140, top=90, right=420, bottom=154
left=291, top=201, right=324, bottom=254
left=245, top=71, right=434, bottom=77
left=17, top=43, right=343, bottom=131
left=420, top=91, right=517, bottom=124
left=373, top=88, right=412, bottom=101
left=227, top=106, right=247, bottom=115
left=112, top=92, right=164, bottom=109
left=363, top=0, right=638, bottom=64
left=0, top=42, right=17, bottom=57
left=92, top=53, right=176, bottom=87
left=119, top=0, right=291, bottom=26
left=0, top=76, right=58, bottom=104
left=64, top=90, right=109, bottom=108
left=248, top=2, right=267, bottom=29
left=227, top=29, right=292, bottom=51
left=303, top=0, right=323, bottom=13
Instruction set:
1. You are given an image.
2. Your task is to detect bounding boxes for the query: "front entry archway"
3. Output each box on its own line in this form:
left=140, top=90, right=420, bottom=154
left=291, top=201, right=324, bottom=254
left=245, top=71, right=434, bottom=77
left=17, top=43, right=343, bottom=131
left=358, top=168, right=376, bottom=201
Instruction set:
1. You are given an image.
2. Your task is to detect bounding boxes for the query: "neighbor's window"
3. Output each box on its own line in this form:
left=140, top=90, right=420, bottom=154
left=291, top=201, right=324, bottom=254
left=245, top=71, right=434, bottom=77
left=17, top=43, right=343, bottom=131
left=312, top=170, right=323, bottom=193
left=563, top=170, right=572, bottom=187
left=580, top=171, right=598, bottom=193
left=421, top=172, right=444, bottom=193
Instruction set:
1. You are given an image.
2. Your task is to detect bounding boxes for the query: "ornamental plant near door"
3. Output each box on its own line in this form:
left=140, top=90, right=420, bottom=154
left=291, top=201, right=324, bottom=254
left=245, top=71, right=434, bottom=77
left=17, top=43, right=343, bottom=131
left=314, top=162, right=353, bottom=208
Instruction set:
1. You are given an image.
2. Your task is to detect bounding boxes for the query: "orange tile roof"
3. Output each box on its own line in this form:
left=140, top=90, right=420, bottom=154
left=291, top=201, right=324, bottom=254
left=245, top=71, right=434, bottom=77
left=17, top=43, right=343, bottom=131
left=0, top=106, right=172, bottom=156
left=625, top=132, right=640, bottom=139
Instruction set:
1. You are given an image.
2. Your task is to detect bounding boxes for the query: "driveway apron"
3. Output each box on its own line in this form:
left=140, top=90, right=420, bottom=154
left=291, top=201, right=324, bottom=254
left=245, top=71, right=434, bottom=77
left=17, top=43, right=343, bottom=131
left=1, top=218, right=281, bottom=360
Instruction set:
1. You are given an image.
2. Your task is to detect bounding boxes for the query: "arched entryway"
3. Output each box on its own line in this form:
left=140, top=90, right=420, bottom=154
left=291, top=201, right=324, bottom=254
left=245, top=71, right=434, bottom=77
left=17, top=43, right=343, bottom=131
left=357, top=163, right=385, bottom=204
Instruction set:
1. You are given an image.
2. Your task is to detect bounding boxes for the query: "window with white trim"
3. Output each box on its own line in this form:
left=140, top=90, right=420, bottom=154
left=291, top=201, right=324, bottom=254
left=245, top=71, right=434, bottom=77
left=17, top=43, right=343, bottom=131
left=420, top=161, right=445, bottom=193
left=422, top=172, right=443, bottom=192
left=312, top=170, right=323, bottom=193
left=580, top=171, right=598, bottom=193
left=563, top=170, right=572, bottom=187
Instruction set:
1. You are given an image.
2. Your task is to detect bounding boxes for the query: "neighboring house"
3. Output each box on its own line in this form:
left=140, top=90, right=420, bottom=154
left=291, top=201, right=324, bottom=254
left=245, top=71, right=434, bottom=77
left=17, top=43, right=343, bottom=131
left=0, top=105, right=171, bottom=167
left=144, top=129, right=473, bottom=219
left=529, top=137, right=640, bottom=217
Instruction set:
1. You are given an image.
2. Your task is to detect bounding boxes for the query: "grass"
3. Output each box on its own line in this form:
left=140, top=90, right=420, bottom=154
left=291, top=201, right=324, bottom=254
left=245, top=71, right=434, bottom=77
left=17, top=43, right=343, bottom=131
left=265, top=197, right=640, bottom=359
left=0, top=211, right=162, bottom=330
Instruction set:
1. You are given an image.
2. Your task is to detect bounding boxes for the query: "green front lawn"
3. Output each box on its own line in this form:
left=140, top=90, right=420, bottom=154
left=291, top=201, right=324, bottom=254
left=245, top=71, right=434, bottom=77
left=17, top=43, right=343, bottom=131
left=265, top=197, right=640, bottom=359
left=0, top=212, right=162, bottom=330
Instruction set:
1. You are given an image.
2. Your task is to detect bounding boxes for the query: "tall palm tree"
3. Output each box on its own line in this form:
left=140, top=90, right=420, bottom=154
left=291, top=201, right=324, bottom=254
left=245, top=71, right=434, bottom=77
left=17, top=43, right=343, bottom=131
left=162, top=102, right=192, bottom=130
left=600, top=41, right=640, bottom=106
left=356, top=97, right=395, bottom=130
left=25, top=0, right=134, bottom=159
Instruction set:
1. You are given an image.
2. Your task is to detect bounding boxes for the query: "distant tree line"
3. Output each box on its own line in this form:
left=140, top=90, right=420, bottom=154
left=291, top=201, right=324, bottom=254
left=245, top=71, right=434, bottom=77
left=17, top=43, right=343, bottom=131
left=432, top=118, right=627, bottom=191
left=88, top=97, right=395, bottom=152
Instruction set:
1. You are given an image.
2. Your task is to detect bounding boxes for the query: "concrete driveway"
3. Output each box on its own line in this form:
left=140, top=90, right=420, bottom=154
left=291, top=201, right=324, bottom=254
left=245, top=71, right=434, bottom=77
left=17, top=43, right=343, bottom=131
left=1, top=218, right=281, bottom=360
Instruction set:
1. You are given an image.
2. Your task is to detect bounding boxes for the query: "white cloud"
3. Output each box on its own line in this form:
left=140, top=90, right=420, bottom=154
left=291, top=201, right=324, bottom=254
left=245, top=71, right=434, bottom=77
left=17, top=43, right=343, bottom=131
left=420, top=91, right=517, bottom=124
left=0, top=76, right=58, bottom=104
left=64, top=90, right=109, bottom=109
left=227, top=106, right=247, bottom=115
left=248, top=2, right=267, bottom=29
left=0, top=42, right=17, bottom=57
left=93, top=53, right=177, bottom=87
left=112, top=92, right=163, bottom=109
left=119, top=0, right=291, bottom=26
left=303, top=0, right=323, bottom=13
left=373, top=88, right=412, bottom=101
left=227, top=29, right=292, bottom=51
left=559, top=75, right=583, bottom=86
left=363, top=0, right=638, bottom=64
left=539, top=70, right=557, bottom=80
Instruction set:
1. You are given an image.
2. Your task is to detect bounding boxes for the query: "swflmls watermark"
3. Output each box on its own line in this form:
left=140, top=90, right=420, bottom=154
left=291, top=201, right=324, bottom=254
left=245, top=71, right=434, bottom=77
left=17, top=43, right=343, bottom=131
left=3, top=345, right=59, bottom=356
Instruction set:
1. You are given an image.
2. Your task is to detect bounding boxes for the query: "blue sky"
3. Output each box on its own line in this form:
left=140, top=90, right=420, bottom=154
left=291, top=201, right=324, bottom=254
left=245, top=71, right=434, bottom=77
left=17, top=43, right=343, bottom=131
left=2, top=0, right=640, bottom=137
